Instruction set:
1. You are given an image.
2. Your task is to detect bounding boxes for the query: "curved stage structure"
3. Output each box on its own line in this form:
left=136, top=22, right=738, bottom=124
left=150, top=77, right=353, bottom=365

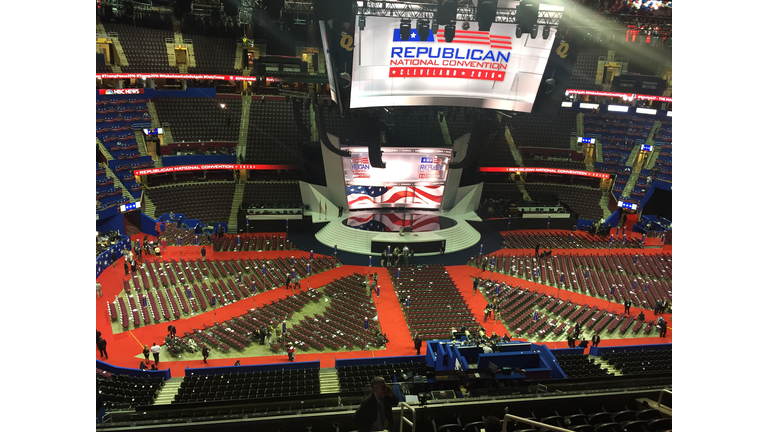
left=314, top=210, right=482, bottom=256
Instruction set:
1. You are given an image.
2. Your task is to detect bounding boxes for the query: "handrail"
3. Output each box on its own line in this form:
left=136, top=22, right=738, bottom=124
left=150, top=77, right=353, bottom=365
left=657, top=388, right=672, bottom=408
left=399, top=401, right=416, bottom=432
left=501, top=414, right=572, bottom=432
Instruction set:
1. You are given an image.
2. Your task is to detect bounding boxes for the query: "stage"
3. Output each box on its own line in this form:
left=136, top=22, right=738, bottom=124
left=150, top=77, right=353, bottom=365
left=312, top=209, right=482, bottom=256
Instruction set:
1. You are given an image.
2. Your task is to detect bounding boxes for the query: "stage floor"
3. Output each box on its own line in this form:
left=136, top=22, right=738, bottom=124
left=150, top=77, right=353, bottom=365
left=342, top=210, right=457, bottom=232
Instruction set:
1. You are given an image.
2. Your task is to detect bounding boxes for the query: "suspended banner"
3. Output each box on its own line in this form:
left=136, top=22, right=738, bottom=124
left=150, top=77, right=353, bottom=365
left=97, top=73, right=260, bottom=82
left=134, top=164, right=299, bottom=176
left=478, top=167, right=611, bottom=178
left=566, top=89, right=672, bottom=103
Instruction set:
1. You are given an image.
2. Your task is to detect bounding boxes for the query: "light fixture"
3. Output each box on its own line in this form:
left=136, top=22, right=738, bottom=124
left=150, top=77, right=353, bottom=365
left=417, top=19, right=430, bottom=41
left=220, top=103, right=226, bottom=108
left=444, top=20, right=456, bottom=43
left=542, top=25, right=550, bottom=40
left=400, top=18, right=412, bottom=41
left=530, top=25, right=538, bottom=39
left=477, top=0, right=498, bottom=32
left=358, top=15, right=366, bottom=30
left=515, top=26, right=523, bottom=38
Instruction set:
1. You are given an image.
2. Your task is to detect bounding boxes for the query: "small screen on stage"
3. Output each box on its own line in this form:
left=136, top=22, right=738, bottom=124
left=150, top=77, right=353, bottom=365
left=341, top=147, right=451, bottom=210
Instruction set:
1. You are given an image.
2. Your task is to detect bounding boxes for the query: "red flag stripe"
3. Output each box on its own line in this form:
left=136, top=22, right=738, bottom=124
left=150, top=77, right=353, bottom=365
left=490, top=45, right=512, bottom=49
left=436, top=38, right=490, bottom=45
left=489, top=35, right=512, bottom=40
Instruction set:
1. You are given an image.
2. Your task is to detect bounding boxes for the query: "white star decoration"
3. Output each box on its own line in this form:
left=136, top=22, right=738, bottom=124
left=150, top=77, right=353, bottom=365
left=411, top=32, right=417, bottom=39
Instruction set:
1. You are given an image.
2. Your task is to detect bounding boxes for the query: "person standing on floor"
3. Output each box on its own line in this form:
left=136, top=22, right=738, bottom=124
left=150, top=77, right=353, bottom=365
left=150, top=343, right=161, bottom=365
left=202, top=345, right=210, bottom=364
left=567, top=333, right=574, bottom=348
left=472, top=278, right=479, bottom=295
left=535, top=243, right=540, bottom=256
left=123, top=260, right=129, bottom=277
left=287, top=342, right=295, bottom=361
left=574, top=323, right=581, bottom=339
left=161, top=238, right=167, bottom=253
left=285, top=274, right=292, bottom=290
left=96, top=281, right=102, bottom=298
left=130, top=259, right=137, bottom=274
left=414, top=332, right=422, bottom=355
left=482, top=256, right=488, bottom=271
left=659, top=320, right=668, bottom=338
left=624, top=299, right=632, bottom=315
left=380, top=249, right=386, bottom=267
left=440, top=240, right=446, bottom=255
left=592, top=333, right=601, bottom=347
left=167, top=324, right=177, bottom=339
left=97, top=330, right=102, bottom=350
left=97, top=337, right=108, bottom=360
left=143, top=345, right=150, bottom=362
left=201, top=246, right=206, bottom=261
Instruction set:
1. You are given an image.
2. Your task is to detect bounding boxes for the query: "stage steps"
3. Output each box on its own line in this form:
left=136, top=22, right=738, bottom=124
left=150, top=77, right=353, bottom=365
left=315, top=215, right=481, bottom=255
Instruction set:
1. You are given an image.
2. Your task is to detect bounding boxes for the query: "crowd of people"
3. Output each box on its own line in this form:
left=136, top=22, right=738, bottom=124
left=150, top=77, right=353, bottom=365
left=380, top=245, right=413, bottom=267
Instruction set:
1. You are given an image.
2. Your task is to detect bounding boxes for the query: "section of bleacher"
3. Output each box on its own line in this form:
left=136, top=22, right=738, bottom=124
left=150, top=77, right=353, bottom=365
left=97, top=369, right=164, bottom=410
left=145, top=183, right=235, bottom=225
left=569, top=48, right=605, bottom=91
left=338, top=360, right=428, bottom=395
left=242, top=181, right=302, bottom=209
left=507, top=111, right=578, bottom=149
left=524, top=183, right=603, bottom=221
left=245, top=99, right=309, bottom=164
left=183, top=33, right=239, bottom=76
left=154, top=98, right=242, bottom=142
left=103, top=22, right=178, bottom=73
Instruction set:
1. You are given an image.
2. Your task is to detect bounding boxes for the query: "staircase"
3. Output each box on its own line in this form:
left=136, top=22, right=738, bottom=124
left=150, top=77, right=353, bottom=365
left=153, top=377, right=182, bottom=405
left=105, top=165, right=136, bottom=202
left=97, top=139, right=114, bottom=161
left=504, top=126, right=525, bottom=167
left=234, top=42, right=245, bottom=71
left=438, top=111, right=453, bottom=147
left=599, top=190, right=612, bottom=219
left=621, top=170, right=641, bottom=199
left=162, top=125, right=176, bottom=145
left=135, top=130, right=149, bottom=157
left=236, top=95, right=252, bottom=161
left=227, top=182, right=245, bottom=234
left=515, top=178, right=531, bottom=201
left=319, top=368, right=340, bottom=395
left=143, top=193, right=157, bottom=219
left=625, top=143, right=641, bottom=168
left=576, top=112, right=585, bottom=137
left=644, top=146, right=661, bottom=170
left=591, top=355, right=621, bottom=376
left=595, top=139, right=604, bottom=163
left=109, top=35, right=130, bottom=69
left=165, top=39, right=178, bottom=68
left=146, top=101, right=162, bottom=128
left=309, top=102, right=319, bottom=142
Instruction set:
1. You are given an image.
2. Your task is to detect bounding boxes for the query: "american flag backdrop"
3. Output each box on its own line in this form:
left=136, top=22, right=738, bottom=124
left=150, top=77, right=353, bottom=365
left=345, top=185, right=445, bottom=209
left=345, top=212, right=442, bottom=232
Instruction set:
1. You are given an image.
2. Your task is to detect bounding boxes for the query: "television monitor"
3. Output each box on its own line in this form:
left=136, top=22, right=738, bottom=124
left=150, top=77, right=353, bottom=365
left=341, top=147, right=451, bottom=210
left=349, top=7, right=563, bottom=111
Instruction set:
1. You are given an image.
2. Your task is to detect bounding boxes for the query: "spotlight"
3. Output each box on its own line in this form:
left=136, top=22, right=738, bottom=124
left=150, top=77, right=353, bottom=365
left=530, top=25, right=538, bottom=39
left=220, top=103, right=226, bottom=108
left=358, top=15, right=366, bottom=30
left=477, top=0, right=498, bottom=32
left=515, top=26, right=522, bottom=38
left=444, top=20, right=456, bottom=43
left=400, top=18, right=412, bottom=41
left=542, top=25, right=550, bottom=39
left=417, top=19, right=430, bottom=41
left=432, top=21, right=439, bottom=35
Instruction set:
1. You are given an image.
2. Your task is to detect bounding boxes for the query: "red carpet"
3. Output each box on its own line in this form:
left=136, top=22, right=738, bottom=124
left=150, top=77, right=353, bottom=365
left=97, top=234, right=672, bottom=377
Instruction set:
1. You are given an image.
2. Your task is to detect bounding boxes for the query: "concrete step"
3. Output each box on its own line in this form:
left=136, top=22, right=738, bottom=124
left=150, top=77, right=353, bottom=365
left=154, top=377, right=184, bottom=405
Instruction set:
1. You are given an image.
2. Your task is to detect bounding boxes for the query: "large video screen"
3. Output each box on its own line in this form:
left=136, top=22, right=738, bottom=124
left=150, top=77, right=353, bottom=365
left=350, top=8, right=562, bottom=111
left=342, top=147, right=451, bottom=210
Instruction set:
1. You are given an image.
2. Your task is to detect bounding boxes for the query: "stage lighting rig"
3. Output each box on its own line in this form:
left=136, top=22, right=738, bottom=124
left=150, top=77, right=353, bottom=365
left=516, top=0, right=539, bottom=38
left=400, top=18, right=412, bottom=41
left=542, top=25, right=550, bottom=40
left=417, top=19, right=430, bottom=41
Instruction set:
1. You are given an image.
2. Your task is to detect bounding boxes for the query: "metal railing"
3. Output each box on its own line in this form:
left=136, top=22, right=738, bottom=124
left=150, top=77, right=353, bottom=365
left=399, top=401, right=416, bottom=432
left=501, top=414, right=572, bottom=432
left=658, top=388, right=672, bottom=409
